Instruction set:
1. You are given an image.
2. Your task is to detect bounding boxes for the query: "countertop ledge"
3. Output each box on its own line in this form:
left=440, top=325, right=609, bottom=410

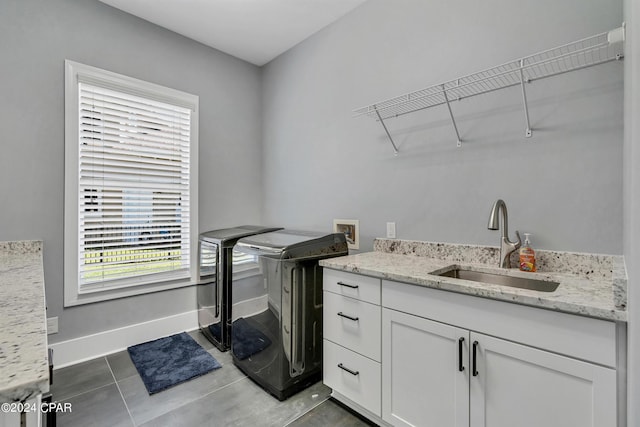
left=320, top=240, right=626, bottom=323
left=0, top=240, right=49, bottom=403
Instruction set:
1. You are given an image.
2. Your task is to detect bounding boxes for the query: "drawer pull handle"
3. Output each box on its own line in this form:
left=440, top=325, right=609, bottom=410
left=337, top=312, right=359, bottom=322
left=458, top=337, right=465, bottom=372
left=337, top=281, right=359, bottom=289
left=337, top=363, right=359, bottom=376
left=472, top=340, right=479, bottom=377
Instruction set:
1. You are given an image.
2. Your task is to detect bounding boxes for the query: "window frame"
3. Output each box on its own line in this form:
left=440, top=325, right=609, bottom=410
left=64, top=60, right=199, bottom=307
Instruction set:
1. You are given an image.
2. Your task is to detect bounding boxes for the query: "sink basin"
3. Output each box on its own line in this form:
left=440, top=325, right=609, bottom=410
left=434, top=266, right=560, bottom=292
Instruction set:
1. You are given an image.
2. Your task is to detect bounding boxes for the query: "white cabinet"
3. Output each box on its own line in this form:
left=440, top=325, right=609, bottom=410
left=380, top=277, right=619, bottom=427
left=323, top=290, right=381, bottom=360
left=323, top=270, right=382, bottom=417
left=382, top=308, right=617, bottom=427
left=323, top=269, right=381, bottom=305
left=323, top=339, right=382, bottom=416
left=322, top=267, right=621, bottom=427
left=470, top=333, right=616, bottom=427
left=382, top=309, right=468, bottom=427
left=0, top=396, right=43, bottom=427
left=0, top=410, right=19, bottom=427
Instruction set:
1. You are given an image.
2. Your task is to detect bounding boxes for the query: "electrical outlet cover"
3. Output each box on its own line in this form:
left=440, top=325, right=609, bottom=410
left=386, top=222, right=396, bottom=239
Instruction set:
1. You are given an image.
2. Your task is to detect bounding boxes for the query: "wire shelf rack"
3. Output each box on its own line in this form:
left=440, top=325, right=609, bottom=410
left=354, top=26, right=625, bottom=153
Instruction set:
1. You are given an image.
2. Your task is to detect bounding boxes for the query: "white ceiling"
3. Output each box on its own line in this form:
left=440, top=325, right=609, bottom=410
left=99, top=0, right=367, bottom=66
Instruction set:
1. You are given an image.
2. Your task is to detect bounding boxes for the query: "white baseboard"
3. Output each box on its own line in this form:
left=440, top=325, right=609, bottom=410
left=49, top=310, right=198, bottom=369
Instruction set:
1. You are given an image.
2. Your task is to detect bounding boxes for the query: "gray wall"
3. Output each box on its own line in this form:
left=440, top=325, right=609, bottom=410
left=262, top=0, right=624, bottom=255
left=0, top=0, right=626, bottom=351
left=0, top=0, right=264, bottom=343
left=623, top=0, right=640, bottom=424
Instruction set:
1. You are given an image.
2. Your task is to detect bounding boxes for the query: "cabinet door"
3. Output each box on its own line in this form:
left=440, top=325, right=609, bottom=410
left=382, top=308, right=469, bottom=427
left=0, top=410, right=19, bottom=427
left=0, top=396, right=42, bottom=427
left=469, top=332, right=616, bottom=427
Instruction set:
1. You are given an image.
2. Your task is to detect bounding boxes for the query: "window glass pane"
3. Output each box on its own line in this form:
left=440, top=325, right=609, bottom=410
left=77, top=83, right=191, bottom=289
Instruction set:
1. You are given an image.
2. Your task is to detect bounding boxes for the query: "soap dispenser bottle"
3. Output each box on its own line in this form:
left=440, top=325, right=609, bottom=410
left=519, top=233, right=536, bottom=272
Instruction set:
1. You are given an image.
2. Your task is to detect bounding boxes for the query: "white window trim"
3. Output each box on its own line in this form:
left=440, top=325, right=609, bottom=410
left=64, top=60, right=199, bottom=307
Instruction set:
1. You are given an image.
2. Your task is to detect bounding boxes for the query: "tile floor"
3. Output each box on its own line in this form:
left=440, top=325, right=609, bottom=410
left=49, top=330, right=375, bottom=427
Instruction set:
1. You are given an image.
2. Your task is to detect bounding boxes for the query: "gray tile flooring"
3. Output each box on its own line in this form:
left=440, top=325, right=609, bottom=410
left=50, top=330, right=375, bottom=427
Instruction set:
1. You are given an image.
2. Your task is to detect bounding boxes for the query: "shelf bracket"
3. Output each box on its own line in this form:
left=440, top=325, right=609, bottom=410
left=519, top=59, right=533, bottom=138
left=374, top=108, right=399, bottom=155
left=442, top=84, right=462, bottom=147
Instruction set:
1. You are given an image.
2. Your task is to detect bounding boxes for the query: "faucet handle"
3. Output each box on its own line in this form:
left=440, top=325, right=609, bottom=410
left=513, top=230, right=522, bottom=249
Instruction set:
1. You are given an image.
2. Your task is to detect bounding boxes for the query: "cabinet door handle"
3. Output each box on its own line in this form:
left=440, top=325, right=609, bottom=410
left=337, top=363, right=359, bottom=376
left=337, top=312, right=359, bottom=322
left=458, top=337, right=465, bottom=372
left=337, top=281, right=359, bottom=289
left=472, top=340, right=479, bottom=377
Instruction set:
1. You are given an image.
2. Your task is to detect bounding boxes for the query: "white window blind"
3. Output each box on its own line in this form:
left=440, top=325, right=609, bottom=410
left=65, top=60, right=198, bottom=306
left=77, top=83, right=191, bottom=289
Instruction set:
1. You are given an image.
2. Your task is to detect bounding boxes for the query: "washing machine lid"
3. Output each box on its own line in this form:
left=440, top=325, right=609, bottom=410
left=235, top=229, right=348, bottom=260
left=199, top=226, right=282, bottom=247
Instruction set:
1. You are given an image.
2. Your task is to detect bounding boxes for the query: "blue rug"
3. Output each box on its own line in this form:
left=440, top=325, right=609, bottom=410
left=232, top=317, right=272, bottom=360
left=128, top=332, right=221, bottom=394
left=208, top=323, right=222, bottom=341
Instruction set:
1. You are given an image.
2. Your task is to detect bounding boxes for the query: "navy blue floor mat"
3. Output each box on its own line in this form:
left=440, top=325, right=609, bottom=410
left=232, top=318, right=272, bottom=360
left=128, top=332, right=221, bottom=394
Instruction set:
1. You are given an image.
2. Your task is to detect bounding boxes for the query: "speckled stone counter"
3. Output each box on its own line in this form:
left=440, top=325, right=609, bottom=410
left=0, top=241, right=49, bottom=402
left=320, top=239, right=627, bottom=322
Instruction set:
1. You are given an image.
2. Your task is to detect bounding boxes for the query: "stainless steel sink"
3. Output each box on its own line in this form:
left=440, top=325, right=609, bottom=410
left=434, top=266, right=560, bottom=292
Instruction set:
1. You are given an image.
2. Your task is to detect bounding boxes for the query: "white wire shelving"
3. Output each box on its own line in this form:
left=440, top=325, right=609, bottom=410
left=354, top=25, right=626, bottom=154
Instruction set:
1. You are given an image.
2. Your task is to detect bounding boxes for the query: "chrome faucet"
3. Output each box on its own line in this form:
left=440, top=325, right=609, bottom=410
left=487, top=199, right=521, bottom=268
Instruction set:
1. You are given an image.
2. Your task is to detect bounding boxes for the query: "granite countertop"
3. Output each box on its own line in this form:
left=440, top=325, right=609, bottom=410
left=320, top=239, right=627, bottom=322
left=0, top=241, right=49, bottom=403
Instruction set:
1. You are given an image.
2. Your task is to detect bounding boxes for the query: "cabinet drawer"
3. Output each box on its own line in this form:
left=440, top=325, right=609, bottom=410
left=323, top=269, right=381, bottom=305
left=324, top=291, right=381, bottom=361
left=323, top=340, right=381, bottom=416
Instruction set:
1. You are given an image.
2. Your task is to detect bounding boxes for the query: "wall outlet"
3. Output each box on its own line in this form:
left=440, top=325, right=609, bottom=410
left=386, top=222, right=396, bottom=239
left=47, top=317, right=58, bottom=335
